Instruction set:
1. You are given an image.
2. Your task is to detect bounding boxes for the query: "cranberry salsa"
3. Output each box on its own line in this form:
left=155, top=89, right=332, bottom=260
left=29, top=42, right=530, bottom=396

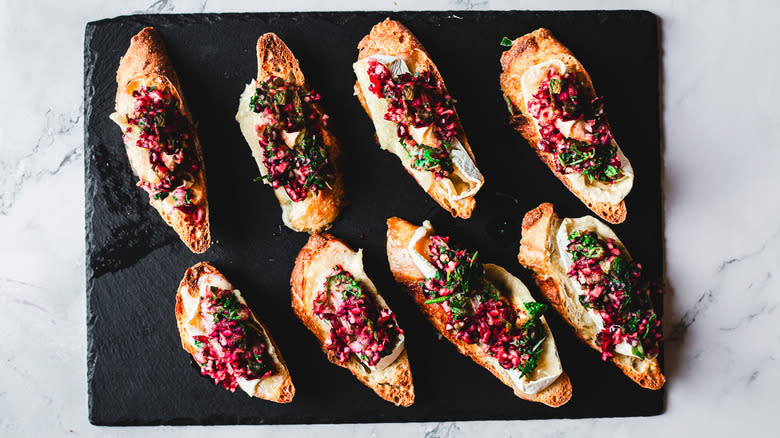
left=192, top=286, right=275, bottom=391
left=124, top=86, right=203, bottom=222
left=249, top=76, right=332, bottom=202
left=366, top=58, right=459, bottom=180
left=421, top=236, right=549, bottom=377
left=565, top=230, right=663, bottom=360
left=523, top=66, right=623, bottom=183
left=313, top=265, right=403, bottom=367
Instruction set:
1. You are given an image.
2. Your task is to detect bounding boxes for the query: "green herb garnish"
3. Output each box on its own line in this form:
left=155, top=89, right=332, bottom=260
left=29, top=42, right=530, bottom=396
left=522, top=302, right=549, bottom=320
left=548, top=77, right=562, bottom=95
left=424, top=295, right=454, bottom=305
left=500, top=36, right=513, bottom=47
left=503, top=95, right=515, bottom=116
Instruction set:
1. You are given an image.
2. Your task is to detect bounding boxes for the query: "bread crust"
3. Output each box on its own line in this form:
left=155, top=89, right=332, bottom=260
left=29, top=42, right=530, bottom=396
left=500, top=28, right=627, bottom=224
left=114, top=27, right=211, bottom=253
left=517, top=203, right=665, bottom=389
left=354, top=19, right=479, bottom=219
left=252, top=33, right=346, bottom=233
left=174, top=262, right=295, bottom=403
left=386, top=217, right=573, bottom=407
left=290, top=233, right=415, bottom=406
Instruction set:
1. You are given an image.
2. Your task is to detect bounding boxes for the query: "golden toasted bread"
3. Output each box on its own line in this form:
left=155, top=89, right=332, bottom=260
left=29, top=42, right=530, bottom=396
left=500, top=28, right=630, bottom=224
left=290, top=233, right=414, bottom=406
left=517, top=203, right=665, bottom=389
left=175, top=262, right=294, bottom=402
left=236, top=33, right=345, bottom=233
left=353, top=19, right=483, bottom=219
left=386, top=217, right=573, bottom=407
left=110, top=27, right=211, bottom=253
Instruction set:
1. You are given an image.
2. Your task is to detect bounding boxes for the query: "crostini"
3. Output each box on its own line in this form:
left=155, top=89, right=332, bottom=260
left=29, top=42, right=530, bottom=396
left=500, top=28, right=633, bottom=224
left=291, top=233, right=414, bottom=406
left=386, top=217, right=572, bottom=407
left=517, top=203, right=665, bottom=389
left=353, top=19, right=484, bottom=219
left=236, top=33, right=345, bottom=233
left=175, top=262, right=295, bottom=402
left=109, top=27, right=211, bottom=253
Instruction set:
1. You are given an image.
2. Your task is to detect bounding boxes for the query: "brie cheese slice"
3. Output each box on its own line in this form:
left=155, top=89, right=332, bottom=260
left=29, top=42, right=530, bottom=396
left=407, top=221, right=438, bottom=278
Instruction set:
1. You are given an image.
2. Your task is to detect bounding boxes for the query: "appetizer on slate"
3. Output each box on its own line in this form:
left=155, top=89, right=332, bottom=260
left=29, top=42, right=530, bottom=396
left=500, top=28, right=633, bottom=224
left=353, top=19, right=484, bottom=219
left=291, top=234, right=414, bottom=406
left=517, top=203, right=665, bottom=389
left=175, top=262, right=295, bottom=402
left=109, top=27, right=210, bottom=253
left=236, top=33, right=345, bottom=233
left=386, top=217, right=572, bottom=407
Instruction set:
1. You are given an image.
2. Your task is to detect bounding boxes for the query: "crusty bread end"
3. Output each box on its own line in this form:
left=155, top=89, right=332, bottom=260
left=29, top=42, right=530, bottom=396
left=517, top=203, right=665, bottom=389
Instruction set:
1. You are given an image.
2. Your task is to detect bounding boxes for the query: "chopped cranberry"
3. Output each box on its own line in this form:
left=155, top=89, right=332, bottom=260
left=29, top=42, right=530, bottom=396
left=192, top=287, right=275, bottom=391
left=313, top=265, right=402, bottom=367
left=421, top=235, right=549, bottom=376
left=526, top=69, right=622, bottom=183
left=566, top=230, right=663, bottom=360
left=366, top=58, right=457, bottom=177
left=250, top=76, right=332, bottom=202
left=124, top=86, right=201, bottom=220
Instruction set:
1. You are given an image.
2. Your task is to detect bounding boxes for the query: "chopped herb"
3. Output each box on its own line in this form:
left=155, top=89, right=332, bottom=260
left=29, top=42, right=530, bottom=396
left=500, top=36, right=513, bottom=47
left=503, top=94, right=515, bottom=116
left=604, top=164, right=622, bottom=179
left=522, top=302, right=549, bottom=320
left=424, top=295, right=454, bottom=305
left=548, top=77, right=562, bottom=95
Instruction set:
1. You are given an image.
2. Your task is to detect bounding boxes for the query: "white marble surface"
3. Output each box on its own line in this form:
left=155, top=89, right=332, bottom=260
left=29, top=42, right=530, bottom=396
left=1, top=0, right=778, bottom=436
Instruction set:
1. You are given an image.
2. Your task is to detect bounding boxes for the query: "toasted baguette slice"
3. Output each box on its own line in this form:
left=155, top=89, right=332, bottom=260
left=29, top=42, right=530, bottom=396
left=175, top=262, right=295, bottom=402
left=386, top=217, right=572, bottom=407
left=110, top=27, right=210, bottom=253
left=290, top=233, right=414, bottom=406
left=235, top=33, right=345, bottom=233
left=500, top=28, right=633, bottom=224
left=353, top=19, right=484, bottom=219
left=517, top=203, right=665, bottom=389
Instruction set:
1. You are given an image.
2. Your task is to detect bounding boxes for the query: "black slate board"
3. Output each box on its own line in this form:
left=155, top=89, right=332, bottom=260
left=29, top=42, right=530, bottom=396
left=85, top=10, right=663, bottom=425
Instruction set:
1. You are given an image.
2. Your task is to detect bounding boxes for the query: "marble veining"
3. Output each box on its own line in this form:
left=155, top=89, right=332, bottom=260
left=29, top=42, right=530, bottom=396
left=1, top=0, right=778, bottom=437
